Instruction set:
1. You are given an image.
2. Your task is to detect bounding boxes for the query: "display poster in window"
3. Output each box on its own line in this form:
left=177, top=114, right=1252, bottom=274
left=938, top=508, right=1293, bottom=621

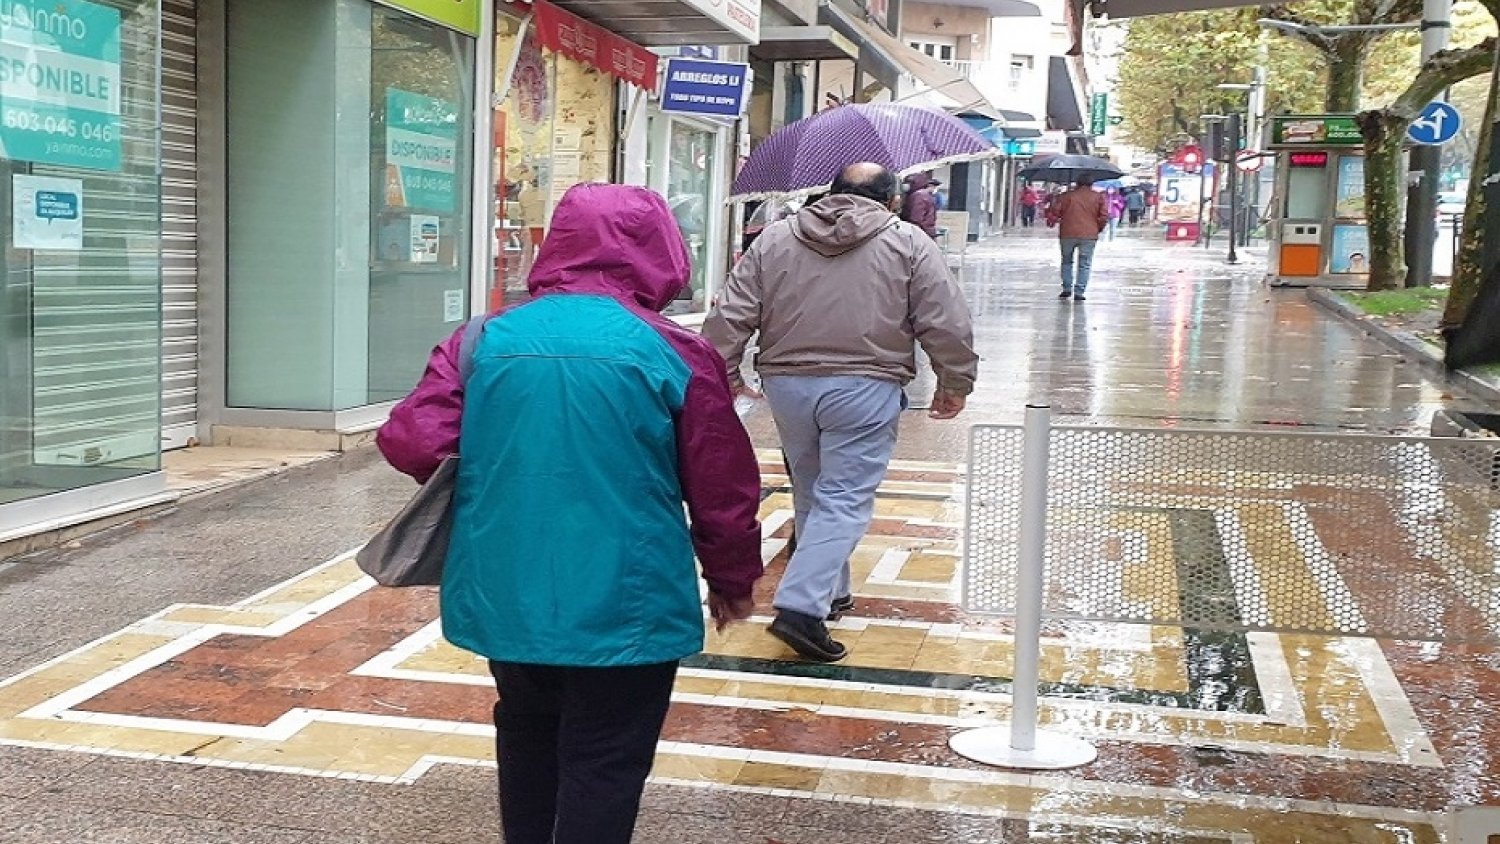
left=1335, top=157, right=1365, bottom=218
left=385, top=88, right=458, bottom=213
left=13, top=174, right=83, bottom=250
left=0, top=0, right=123, bottom=171
left=1330, top=224, right=1370, bottom=274
left=409, top=214, right=440, bottom=263
left=443, top=289, right=465, bottom=322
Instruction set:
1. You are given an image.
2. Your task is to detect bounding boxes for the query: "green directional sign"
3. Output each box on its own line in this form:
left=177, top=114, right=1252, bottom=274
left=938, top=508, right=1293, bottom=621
left=1090, top=93, right=1108, bottom=137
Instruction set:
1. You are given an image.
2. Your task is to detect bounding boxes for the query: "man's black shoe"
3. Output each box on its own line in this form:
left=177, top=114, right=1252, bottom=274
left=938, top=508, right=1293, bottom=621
left=769, top=611, right=847, bottom=663
left=826, top=595, right=856, bottom=621
left=1075, top=294, right=1087, bottom=302
left=1059, top=290, right=1072, bottom=299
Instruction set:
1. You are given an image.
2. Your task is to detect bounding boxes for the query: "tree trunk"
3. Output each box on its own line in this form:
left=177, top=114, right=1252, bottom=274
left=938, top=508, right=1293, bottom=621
left=1327, top=41, right=1365, bottom=112
left=1444, top=62, right=1500, bottom=329
left=1360, top=111, right=1408, bottom=290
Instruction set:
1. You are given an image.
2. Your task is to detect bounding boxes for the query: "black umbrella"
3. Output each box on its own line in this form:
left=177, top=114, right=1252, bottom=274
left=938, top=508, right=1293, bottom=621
left=1019, top=154, right=1124, bottom=184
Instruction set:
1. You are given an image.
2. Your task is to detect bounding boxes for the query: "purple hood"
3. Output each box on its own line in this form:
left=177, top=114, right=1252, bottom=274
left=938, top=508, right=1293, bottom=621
left=528, top=183, right=692, bottom=312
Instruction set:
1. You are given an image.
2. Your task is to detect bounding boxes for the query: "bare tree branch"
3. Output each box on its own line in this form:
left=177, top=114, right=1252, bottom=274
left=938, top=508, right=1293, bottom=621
left=1258, top=4, right=1336, bottom=51
left=1391, top=38, right=1496, bottom=117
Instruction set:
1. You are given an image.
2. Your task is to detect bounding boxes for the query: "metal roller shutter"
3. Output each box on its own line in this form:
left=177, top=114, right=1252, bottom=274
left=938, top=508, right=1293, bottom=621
left=28, top=3, right=169, bottom=468
left=160, top=0, right=199, bottom=448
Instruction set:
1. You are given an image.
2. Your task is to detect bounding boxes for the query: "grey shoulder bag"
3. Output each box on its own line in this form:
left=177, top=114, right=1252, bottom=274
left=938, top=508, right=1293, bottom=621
left=356, top=315, right=488, bottom=587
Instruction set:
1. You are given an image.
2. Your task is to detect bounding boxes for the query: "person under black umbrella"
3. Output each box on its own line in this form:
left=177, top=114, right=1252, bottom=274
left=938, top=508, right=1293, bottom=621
left=1052, top=174, right=1110, bottom=302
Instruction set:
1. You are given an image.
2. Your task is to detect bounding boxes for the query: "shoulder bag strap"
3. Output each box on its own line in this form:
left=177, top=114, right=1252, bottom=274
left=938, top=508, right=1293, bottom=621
left=457, top=314, right=489, bottom=386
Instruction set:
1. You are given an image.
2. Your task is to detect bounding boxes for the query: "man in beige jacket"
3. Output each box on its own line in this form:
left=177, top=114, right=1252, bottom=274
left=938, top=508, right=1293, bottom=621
left=704, top=162, right=979, bottom=662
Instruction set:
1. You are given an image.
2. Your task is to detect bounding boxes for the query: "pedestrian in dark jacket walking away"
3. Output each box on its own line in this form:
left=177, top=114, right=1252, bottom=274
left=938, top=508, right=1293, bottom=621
left=901, top=171, right=941, bottom=239
left=377, top=183, right=764, bottom=844
left=705, top=163, right=978, bottom=664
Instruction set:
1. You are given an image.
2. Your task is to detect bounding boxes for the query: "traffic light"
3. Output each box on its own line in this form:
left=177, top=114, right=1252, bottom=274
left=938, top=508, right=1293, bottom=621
left=1207, top=122, right=1229, bottom=162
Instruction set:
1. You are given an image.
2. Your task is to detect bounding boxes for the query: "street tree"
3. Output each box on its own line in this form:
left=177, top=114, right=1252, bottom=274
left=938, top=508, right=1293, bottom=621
left=1114, top=4, right=1436, bottom=154
left=1115, top=10, right=1324, bottom=153
left=1355, top=39, right=1496, bottom=290
left=1443, top=0, right=1500, bottom=325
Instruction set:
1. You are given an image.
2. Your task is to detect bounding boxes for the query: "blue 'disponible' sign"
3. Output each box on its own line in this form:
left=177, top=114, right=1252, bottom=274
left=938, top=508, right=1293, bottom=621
left=659, top=58, right=749, bottom=118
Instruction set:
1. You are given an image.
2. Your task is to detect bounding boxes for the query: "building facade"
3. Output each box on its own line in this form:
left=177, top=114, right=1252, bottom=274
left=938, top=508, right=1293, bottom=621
left=1, top=0, right=761, bottom=548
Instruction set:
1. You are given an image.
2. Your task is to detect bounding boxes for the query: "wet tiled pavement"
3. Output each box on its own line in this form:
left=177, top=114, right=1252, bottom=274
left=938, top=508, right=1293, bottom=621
left=1, top=231, right=1497, bottom=843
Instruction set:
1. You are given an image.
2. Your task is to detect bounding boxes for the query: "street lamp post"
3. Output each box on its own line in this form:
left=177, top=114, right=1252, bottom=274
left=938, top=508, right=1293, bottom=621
left=1406, top=0, right=1453, bottom=288
left=1218, top=76, right=1266, bottom=247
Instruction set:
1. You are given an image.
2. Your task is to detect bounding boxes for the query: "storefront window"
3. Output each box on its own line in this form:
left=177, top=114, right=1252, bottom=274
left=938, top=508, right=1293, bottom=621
left=0, top=0, right=162, bottom=510
left=366, top=6, right=475, bottom=403
left=665, top=121, right=717, bottom=317
left=493, top=11, right=615, bottom=303
left=227, top=0, right=474, bottom=411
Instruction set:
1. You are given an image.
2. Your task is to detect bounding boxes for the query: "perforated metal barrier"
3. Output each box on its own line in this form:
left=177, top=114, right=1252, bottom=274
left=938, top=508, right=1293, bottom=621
left=964, top=424, right=1500, bottom=643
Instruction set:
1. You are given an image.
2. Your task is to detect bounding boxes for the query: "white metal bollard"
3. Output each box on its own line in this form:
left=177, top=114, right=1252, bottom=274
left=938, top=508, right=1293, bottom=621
left=948, top=405, right=1098, bottom=770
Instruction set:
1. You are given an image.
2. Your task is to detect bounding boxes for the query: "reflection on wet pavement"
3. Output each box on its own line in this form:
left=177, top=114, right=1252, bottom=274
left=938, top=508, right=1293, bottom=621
left=741, top=231, right=1488, bottom=462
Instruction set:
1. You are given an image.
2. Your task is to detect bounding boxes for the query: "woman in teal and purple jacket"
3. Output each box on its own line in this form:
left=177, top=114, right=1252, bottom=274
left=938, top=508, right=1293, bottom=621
left=377, top=183, right=763, bottom=844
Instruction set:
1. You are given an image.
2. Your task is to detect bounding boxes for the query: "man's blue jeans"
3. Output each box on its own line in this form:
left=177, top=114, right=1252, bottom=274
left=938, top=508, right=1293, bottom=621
left=762, top=375, right=902, bottom=619
left=1060, top=237, right=1098, bottom=295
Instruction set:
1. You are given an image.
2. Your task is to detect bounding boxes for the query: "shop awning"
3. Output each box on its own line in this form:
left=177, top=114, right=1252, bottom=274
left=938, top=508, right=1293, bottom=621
left=820, top=4, right=1001, bottom=119
left=533, top=1, right=658, bottom=90
left=547, top=0, right=760, bottom=45
left=997, top=110, right=1043, bottom=138
left=1046, top=56, right=1084, bottom=131
left=961, top=115, right=1005, bottom=146
left=751, top=25, right=860, bottom=62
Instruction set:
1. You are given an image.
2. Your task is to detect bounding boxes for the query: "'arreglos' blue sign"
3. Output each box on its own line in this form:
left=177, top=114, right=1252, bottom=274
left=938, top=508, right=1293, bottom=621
left=659, top=58, right=749, bottom=118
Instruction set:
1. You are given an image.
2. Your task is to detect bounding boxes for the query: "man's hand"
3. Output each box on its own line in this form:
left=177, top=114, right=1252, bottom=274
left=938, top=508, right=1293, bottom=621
left=734, top=384, right=763, bottom=400
left=708, top=592, right=755, bottom=632
left=929, top=391, right=967, bottom=420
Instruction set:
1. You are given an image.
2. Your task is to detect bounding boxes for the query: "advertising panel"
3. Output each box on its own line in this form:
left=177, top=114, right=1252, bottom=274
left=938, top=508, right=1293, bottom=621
left=1269, top=115, right=1362, bottom=148
left=1330, top=224, right=1370, bottom=274
left=1335, top=156, right=1365, bottom=218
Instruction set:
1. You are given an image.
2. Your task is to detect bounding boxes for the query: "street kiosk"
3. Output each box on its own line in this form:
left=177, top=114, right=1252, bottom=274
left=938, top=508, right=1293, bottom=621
left=1265, top=114, right=1370, bottom=288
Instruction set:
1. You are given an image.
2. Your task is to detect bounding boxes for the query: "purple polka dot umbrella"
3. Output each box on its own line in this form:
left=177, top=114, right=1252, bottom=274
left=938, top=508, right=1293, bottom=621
left=729, top=103, right=1002, bottom=202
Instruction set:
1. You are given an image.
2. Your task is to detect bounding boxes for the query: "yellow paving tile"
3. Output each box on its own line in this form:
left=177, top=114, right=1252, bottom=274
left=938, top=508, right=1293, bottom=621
left=651, top=753, right=746, bottom=783
left=899, top=550, right=958, bottom=584
left=735, top=761, right=822, bottom=791
left=160, top=607, right=287, bottom=628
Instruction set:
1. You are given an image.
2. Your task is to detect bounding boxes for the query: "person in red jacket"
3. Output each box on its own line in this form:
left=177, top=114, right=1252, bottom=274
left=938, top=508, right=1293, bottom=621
left=1052, top=174, right=1110, bottom=301
left=901, top=172, right=941, bottom=238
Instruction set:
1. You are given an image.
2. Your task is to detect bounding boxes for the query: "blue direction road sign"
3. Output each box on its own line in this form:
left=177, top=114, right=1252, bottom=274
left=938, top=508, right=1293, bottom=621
left=1408, top=101, right=1462, bottom=145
